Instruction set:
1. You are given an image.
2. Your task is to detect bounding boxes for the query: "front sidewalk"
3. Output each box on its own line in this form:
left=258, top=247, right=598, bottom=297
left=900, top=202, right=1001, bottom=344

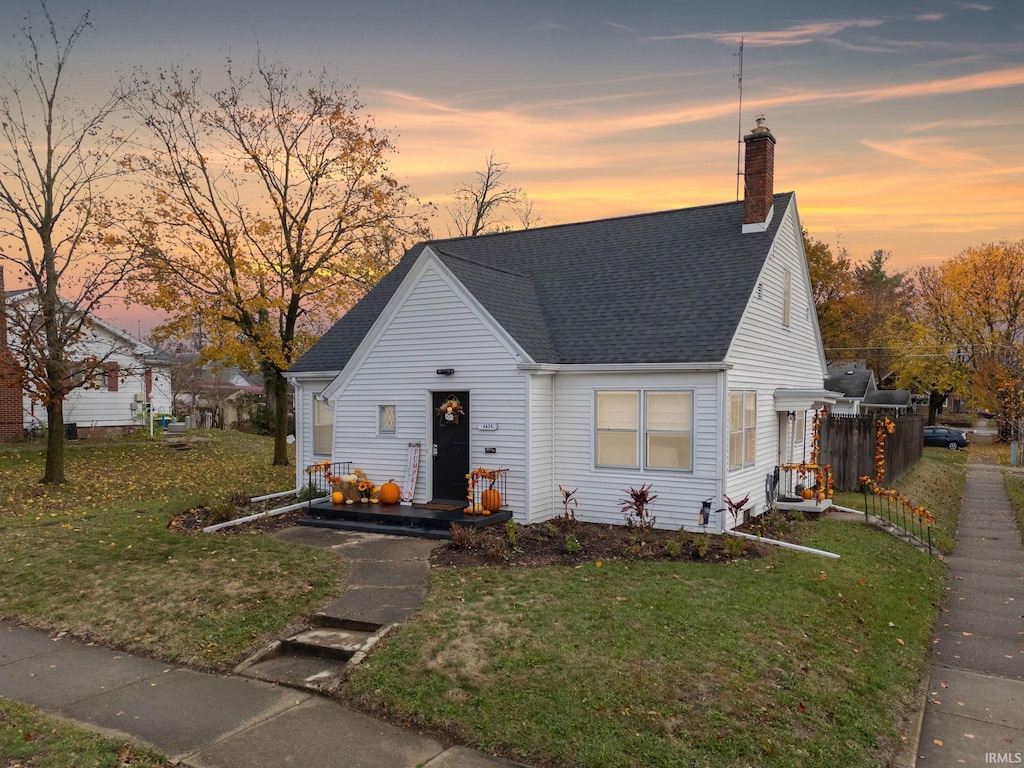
left=0, top=526, right=525, bottom=768
left=914, top=462, right=1024, bottom=766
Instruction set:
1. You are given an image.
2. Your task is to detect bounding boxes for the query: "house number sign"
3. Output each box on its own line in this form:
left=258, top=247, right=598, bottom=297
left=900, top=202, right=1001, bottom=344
left=476, top=423, right=498, bottom=431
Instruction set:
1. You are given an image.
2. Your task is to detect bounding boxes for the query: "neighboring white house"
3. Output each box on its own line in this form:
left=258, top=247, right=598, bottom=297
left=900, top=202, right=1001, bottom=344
left=2, top=288, right=172, bottom=438
left=823, top=367, right=878, bottom=416
left=286, top=120, right=838, bottom=532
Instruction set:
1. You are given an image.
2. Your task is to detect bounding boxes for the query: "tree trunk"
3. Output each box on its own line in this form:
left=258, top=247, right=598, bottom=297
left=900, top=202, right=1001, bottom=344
left=268, top=370, right=289, bottom=466
left=927, top=390, right=946, bottom=426
left=41, top=245, right=66, bottom=484
left=42, top=397, right=66, bottom=484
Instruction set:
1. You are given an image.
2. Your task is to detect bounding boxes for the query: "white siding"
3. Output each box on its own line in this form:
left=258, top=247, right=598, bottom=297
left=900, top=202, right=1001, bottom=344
left=551, top=370, right=722, bottom=530
left=528, top=373, right=555, bottom=522
left=18, top=327, right=170, bottom=433
left=330, top=264, right=530, bottom=519
left=724, top=198, right=828, bottom=520
left=292, top=377, right=334, bottom=490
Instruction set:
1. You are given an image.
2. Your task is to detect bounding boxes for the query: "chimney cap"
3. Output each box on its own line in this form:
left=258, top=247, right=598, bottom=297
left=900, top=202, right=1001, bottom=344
left=745, top=114, right=775, bottom=142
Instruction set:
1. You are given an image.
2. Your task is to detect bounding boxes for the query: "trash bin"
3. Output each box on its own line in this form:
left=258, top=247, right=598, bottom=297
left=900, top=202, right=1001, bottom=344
left=159, top=417, right=169, bottom=429
left=64, top=422, right=78, bottom=441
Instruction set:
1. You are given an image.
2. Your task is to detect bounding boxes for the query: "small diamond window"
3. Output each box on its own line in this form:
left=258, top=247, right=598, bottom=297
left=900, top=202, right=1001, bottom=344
left=378, top=405, right=396, bottom=434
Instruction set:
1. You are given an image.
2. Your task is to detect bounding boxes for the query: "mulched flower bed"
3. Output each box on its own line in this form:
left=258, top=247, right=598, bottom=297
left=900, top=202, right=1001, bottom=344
left=167, top=495, right=309, bottom=536
left=430, top=519, right=770, bottom=568
left=168, top=497, right=804, bottom=567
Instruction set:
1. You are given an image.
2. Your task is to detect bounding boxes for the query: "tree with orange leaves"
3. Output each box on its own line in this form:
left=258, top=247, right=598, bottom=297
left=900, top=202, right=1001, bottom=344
left=123, top=59, right=430, bottom=465
left=916, top=240, right=1024, bottom=434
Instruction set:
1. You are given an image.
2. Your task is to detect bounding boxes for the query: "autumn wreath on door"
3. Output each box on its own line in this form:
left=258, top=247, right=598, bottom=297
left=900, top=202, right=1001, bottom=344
left=436, top=395, right=465, bottom=425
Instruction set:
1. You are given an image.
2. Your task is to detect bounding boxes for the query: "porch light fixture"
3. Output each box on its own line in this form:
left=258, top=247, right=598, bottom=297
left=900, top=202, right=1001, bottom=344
left=435, top=368, right=455, bottom=376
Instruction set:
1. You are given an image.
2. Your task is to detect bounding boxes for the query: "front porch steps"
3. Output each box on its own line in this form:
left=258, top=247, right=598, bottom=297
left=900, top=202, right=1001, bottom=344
left=297, top=517, right=452, bottom=539
left=297, top=499, right=511, bottom=539
left=235, top=616, right=391, bottom=695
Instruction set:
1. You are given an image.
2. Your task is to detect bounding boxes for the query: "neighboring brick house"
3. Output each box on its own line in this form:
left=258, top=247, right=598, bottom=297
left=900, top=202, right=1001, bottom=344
left=0, top=269, right=21, bottom=440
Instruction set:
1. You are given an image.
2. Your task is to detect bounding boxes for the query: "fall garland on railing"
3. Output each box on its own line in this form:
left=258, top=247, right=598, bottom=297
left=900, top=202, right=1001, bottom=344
left=780, top=462, right=834, bottom=500
left=859, top=475, right=935, bottom=527
left=860, top=415, right=933, bottom=527
left=874, top=416, right=896, bottom=482
left=780, top=409, right=833, bottom=500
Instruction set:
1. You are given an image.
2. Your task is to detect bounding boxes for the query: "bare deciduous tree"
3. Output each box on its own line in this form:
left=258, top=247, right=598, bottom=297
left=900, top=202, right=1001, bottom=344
left=0, top=3, right=138, bottom=482
left=448, top=151, right=539, bottom=237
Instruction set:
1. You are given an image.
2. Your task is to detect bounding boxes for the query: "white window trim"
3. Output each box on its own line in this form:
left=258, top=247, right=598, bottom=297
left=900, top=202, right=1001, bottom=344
left=594, top=391, right=639, bottom=469
left=595, top=389, right=694, bottom=472
left=312, top=394, right=333, bottom=456
left=729, top=390, right=757, bottom=470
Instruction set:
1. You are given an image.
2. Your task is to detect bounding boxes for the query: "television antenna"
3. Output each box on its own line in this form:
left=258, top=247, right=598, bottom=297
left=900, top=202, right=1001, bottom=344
left=734, top=37, right=744, bottom=201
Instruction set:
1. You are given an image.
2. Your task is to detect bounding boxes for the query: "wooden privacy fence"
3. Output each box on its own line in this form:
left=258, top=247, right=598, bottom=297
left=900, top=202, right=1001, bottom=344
left=820, top=413, right=923, bottom=491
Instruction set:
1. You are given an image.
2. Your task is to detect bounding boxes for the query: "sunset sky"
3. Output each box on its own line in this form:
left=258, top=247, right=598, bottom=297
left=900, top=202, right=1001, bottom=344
left=4, top=0, right=1023, bottom=336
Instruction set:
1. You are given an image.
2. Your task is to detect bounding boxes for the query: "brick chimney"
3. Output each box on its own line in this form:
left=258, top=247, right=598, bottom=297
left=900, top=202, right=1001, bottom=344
left=742, top=115, right=776, bottom=233
left=0, top=267, right=24, bottom=441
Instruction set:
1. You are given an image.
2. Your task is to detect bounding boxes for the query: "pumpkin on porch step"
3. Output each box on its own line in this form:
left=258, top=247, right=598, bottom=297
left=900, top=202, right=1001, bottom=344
left=331, top=490, right=343, bottom=504
left=800, top=487, right=814, bottom=500
left=379, top=480, right=401, bottom=505
left=481, top=488, right=502, bottom=512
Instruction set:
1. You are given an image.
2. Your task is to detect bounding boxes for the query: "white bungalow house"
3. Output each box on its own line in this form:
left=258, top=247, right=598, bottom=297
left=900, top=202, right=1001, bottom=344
left=823, top=367, right=878, bottom=416
left=285, top=120, right=837, bottom=532
left=1, top=280, right=172, bottom=439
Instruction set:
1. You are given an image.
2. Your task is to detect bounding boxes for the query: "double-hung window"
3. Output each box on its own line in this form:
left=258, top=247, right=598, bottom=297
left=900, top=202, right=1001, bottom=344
left=645, top=392, right=692, bottom=470
left=729, top=391, right=757, bottom=469
left=313, top=395, right=333, bottom=456
left=596, top=390, right=692, bottom=471
left=596, top=391, right=639, bottom=468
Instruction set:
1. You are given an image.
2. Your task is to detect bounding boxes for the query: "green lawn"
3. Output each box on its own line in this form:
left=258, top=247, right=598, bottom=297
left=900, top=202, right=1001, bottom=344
left=345, top=522, right=946, bottom=767
left=0, top=697, right=168, bottom=767
left=0, top=432, right=959, bottom=767
left=833, top=445, right=967, bottom=553
left=0, top=431, right=345, bottom=670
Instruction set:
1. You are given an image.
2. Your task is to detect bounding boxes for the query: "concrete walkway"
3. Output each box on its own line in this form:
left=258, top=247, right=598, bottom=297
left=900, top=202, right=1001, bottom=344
left=0, top=528, right=524, bottom=768
left=915, top=462, right=1024, bottom=766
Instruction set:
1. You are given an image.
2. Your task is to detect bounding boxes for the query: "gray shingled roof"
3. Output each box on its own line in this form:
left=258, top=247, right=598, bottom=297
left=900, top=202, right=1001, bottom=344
left=823, top=369, right=876, bottom=398
left=863, top=390, right=913, bottom=408
left=289, top=192, right=794, bottom=373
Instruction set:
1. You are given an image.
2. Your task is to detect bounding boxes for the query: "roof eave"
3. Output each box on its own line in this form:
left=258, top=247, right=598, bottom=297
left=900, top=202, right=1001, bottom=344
left=518, top=361, right=732, bottom=374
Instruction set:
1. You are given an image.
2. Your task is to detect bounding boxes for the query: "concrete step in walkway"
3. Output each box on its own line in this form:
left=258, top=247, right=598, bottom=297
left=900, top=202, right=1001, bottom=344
left=914, top=463, right=1024, bottom=766
left=0, top=527, right=524, bottom=767
left=234, top=528, right=437, bottom=695
left=235, top=616, right=391, bottom=695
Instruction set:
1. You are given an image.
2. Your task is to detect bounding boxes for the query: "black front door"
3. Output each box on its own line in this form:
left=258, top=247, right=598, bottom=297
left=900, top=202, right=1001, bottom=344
left=432, top=391, right=470, bottom=504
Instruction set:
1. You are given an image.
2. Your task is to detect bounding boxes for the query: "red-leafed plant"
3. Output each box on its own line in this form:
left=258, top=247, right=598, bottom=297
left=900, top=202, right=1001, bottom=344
left=621, top=484, right=657, bottom=529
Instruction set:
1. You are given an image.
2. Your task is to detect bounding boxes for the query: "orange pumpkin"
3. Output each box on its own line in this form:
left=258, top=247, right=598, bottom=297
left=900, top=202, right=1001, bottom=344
left=800, top=488, right=814, bottom=500
left=481, top=488, right=502, bottom=512
left=379, top=480, right=401, bottom=505
left=331, top=490, right=343, bottom=504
